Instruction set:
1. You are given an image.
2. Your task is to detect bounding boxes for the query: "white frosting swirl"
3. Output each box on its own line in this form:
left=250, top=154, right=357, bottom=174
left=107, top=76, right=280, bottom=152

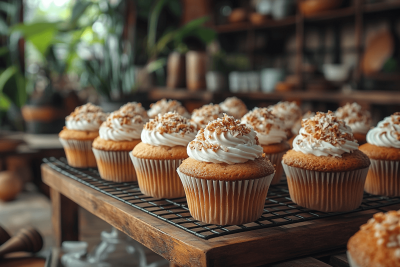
left=65, top=103, right=107, bottom=131
left=219, top=97, right=248, bottom=119
left=191, top=104, right=224, bottom=129
left=188, top=115, right=263, bottom=164
left=366, top=113, right=400, bottom=148
left=99, top=103, right=148, bottom=141
left=291, top=111, right=315, bottom=135
left=147, top=99, right=190, bottom=118
left=293, top=111, right=359, bottom=157
left=269, top=101, right=302, bottom=130
left=241, top=108, right=287, bottom=145
left=141, top=112, right=197, bottom=147
left=335, top=103, right=371, bottom=134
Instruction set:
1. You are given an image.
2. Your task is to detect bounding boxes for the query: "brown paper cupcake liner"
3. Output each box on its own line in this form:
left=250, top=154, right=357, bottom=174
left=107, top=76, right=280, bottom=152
left=177, top=169, right=274, bottom=225
left=130, top=155, right=185, bottom=198
left=92, top=148, right=137, bottom=182
left=282, top=163, right=369, bottom=212
left=59, top=138, right=97, bottom=168
left=266, top=151, right=286, bottom=185
left=364, top=159, right=400, bottom=197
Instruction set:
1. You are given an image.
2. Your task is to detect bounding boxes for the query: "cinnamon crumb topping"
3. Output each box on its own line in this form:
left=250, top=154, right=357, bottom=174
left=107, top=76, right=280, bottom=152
left=269, top=101, right=302, bottom=127
left=66, top=103, right=106, bottom=124
left=144, top=112, right=196, bottom=135
left=148, top=99, right=189, bottom=118
left=220, top=97, right=248, bottom=118
left=241, top=108, right=284, bottom=134
left=296, top=111, right=356, bottom=147
left=118, top=102, right=148, bottom=119
left=336, top=102, right=371, bottom=126
left=191, top=104, right=224, bottom=128
left=360, top=210, right=400, bottom=256
left=188, top=114, right=259, bottom=152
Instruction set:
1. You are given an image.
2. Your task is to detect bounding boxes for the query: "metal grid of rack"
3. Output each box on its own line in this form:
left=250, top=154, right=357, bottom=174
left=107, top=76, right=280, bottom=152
left=43, top=157, right=400, bottom=240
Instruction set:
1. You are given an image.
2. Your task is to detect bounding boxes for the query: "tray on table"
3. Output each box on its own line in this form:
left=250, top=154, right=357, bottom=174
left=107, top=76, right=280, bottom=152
left=42, top=157, right=400, bottom=267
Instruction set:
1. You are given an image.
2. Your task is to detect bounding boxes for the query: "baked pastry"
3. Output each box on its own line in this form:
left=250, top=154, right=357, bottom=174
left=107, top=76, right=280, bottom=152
left=269, top=101, right=302, bottom=139
left=147, top=99, right=190, bottom=119
left=336, top=102, right=371, bottom=145
left=348, top=210, right=400, bottom=267
left=241, top=108, right=289, bottom=185
left=191, top=103, right=224, bottom=129
left=59, top=103, right=107, bottom=168
left=178, top=114, right=275, bottom=225
left=219, top=96, right=248, bottom=119
left=359, top=112, right=400, bottom=196
left=282, top=111, right=370, bottom=212
left=92, top=102, right=148, bottom=182
left=289, top=111, right=315, bottom=147
left=130, top=112, right=197, bottom=198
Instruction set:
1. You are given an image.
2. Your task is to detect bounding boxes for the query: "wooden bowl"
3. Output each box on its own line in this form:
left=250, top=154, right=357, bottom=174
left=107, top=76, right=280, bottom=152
left=228, top=8, right=247, bottom=23
left=249, top=12, right=269, bottom=25
left=362, top=30, right=394, bottom=76
left=0, top=139, right=23, bottom=153
left=298, top=0, right=344, bottom=16
left=0, top=171, right=23, bottom=202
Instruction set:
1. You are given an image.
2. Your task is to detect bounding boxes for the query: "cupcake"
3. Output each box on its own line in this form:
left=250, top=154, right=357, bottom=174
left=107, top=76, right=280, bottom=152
left=336, top=102, right=371, bottom=144
left=241, top=108, right=289, bottom=185
left=348, top=210, right=400, bottom=267
left=282, top=111, right=370, bottom=212
left=289, top=111, right=315, bottom=147
left=177, top=114, right=275, bottom=225
left=92, top=102, right=148, bottom=182
left=219, top=96, right=248, bottom=119
left=130, top=112, right=197, bottom=198
left=191, top=103, right=224, bottom=129
left=147, top=99, right=190, bottom=119
left=359, top=112, right=400, bottom=196
left=269, top=101, right=302, bottom=139
left=59, top=103, right=107, bottom=168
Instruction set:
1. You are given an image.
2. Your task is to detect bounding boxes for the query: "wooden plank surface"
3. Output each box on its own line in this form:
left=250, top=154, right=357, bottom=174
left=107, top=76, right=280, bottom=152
left=330, top=253, right=350, bottom=267
left=42, top=164, right=400, bottom=267
left=271, top=257, right=331, bottom=267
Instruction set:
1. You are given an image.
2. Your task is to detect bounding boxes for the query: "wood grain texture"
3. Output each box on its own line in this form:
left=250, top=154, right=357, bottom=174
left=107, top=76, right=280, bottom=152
left=330, top=253, right=350, bottom=267
left=270, top=257, right=331, bottom=267
left=50, top=188, right=79, bottom=247
left=42, top=164, right=400, bottom=267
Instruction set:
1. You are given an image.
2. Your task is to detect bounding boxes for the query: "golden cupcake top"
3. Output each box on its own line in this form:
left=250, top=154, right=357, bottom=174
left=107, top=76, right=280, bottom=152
left=219, top=97, right=248, bottom=119
left=191, top=104, right=224, bottom=129
left=335, top=102, right=371, bottom=134
left=188, top=114, right=263, bottom=164
left=241, top=108, right=287, bottom=145
left=147, top=99, right=190, bottom=118
left=269, top=101, right=302, bottom=130
left=141, top=112, right=197, bottom=147
left=293, top=111, right=358, bottom=157
left=361, top=210, right=400, bottom=254
left=65, top=103, right=107, bottom=131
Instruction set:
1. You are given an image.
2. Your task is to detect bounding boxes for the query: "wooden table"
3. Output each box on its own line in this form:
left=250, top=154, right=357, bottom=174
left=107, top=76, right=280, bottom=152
left=41, top=163, right=400, bottom=267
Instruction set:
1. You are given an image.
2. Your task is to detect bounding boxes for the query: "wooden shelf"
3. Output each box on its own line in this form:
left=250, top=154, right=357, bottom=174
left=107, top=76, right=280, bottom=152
left=213, top=17, right=296, bottom=33
left=41, top=163, right=400, bottom=267
left=303, top=6, right=355, bottom=22
left=148, top=89, right=400, bottom=105
left=364, top=0, right=400, bottom=13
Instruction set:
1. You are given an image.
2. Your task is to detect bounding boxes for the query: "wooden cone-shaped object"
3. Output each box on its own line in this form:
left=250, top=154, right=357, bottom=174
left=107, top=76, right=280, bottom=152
left=0, top=226, right=10, bottom=245
left=0, top=227, right=43, bottom=258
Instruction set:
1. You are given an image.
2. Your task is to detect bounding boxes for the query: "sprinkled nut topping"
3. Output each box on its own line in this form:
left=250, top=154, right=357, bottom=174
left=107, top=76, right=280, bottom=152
left=379, top=112, right=400, bottom=141
left=360, top=210, right=400, bottom=257
left=296, top=111, right=356, bottom=147
left=118, top=102, right=148, bottom=119
left=241, top=107, right=284, bottom=135
left=66, top=103, right=107, bottom=125
left=148, top=99, right=189, bottom=118
left=144, top=112, right=196, bottom=136
left=189, top=114, right=259, bottom=152
left=191, top=104, right=224, bottom=129
left=269, top=101, right=302, bottom=129
left=220, top=97, right=248, bottom=119
left=336, top=102, right=371, bottom=127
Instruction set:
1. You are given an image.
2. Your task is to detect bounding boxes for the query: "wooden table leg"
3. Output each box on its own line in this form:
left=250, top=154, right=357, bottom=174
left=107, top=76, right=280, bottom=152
left=50, top=188, right=79, bottom=247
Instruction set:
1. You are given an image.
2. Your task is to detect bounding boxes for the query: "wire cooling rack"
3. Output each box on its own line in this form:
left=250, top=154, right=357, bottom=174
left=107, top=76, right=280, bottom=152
left=44, top=157, right=400, bottom=240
